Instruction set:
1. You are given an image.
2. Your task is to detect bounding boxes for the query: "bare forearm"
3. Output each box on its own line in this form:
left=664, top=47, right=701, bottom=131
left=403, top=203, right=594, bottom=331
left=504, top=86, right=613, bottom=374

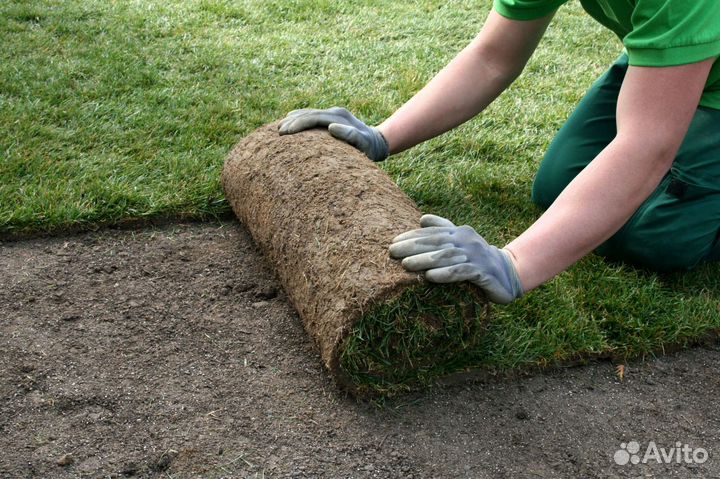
left=504, top=138, right=673, bottom=290
left=503, top=57, right=714, bottom=292
left=377, top=11, right=554, bottom=155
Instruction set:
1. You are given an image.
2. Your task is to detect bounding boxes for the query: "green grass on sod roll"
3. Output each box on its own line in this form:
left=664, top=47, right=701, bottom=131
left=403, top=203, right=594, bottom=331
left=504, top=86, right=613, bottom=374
left=2, top=0, right=719, bottom=393
left=339, top=285, right=487, bottom=397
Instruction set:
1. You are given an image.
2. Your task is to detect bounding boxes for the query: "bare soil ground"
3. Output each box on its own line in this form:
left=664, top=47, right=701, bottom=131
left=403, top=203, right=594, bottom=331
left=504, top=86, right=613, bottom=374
left=1, top=221, right=718, bottom=479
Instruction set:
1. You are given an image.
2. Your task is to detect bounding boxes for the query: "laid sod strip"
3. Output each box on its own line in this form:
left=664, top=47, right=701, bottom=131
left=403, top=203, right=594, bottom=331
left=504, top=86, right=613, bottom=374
left=222, top=124, right=491, bottom=397
left=0, top=0, right=615, bottom=235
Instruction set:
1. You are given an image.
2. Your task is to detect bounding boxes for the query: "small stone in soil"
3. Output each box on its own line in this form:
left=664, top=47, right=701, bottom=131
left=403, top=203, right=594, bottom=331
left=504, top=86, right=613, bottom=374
left=152, top=453, right=176, bottom=472
left=254, top=286, right=278, bottom=300
left=235, top=282, right=256, bottom=293
left=57, top=454, right=74, bottom=466
left=121, top=462, right=139, bottom=476
left=515, top=409, right=530, bottom=421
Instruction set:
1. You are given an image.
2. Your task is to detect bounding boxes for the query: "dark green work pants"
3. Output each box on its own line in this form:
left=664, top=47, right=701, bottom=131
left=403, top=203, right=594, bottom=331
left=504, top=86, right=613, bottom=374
left=532, top=54, right=720, bottom=271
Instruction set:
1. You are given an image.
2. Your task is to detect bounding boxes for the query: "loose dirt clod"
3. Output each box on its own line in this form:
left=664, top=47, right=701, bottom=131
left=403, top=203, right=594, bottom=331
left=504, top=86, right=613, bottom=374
left=57, top=454, right=74, bottom=466
left=222, top=123, right=491, bottom=396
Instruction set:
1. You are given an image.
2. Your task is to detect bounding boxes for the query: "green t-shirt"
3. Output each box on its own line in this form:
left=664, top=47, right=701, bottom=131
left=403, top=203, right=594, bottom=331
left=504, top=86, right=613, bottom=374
left=493, top=0, right=720, bottom=109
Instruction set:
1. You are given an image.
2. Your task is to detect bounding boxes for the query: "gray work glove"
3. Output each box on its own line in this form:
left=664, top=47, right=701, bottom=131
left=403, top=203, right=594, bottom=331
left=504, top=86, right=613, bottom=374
left=389, top=214, right=524, bottom=304
left=278, top=107, right=389, bottom=162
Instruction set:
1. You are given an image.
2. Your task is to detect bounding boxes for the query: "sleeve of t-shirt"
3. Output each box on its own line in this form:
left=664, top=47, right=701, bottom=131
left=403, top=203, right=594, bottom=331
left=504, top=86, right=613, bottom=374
left=493, top=0, right=568, bottom=21
left=625, top=0, right=720, bottom=67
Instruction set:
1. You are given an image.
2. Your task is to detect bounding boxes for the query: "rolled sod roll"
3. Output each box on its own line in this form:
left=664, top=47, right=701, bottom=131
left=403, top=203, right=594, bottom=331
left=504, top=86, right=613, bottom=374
left=222, top=123, right=490, bottom=396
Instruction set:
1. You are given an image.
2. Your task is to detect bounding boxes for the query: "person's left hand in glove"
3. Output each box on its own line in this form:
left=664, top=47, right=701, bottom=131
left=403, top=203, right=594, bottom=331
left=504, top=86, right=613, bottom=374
left=389, top=214, right=524, bottom=304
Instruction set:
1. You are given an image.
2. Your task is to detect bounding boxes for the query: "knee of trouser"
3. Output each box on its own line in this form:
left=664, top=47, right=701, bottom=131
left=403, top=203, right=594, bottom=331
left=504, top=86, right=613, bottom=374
left=531, top=160, right=570, bottom=210
left=596, top=220, right=705, bottom=272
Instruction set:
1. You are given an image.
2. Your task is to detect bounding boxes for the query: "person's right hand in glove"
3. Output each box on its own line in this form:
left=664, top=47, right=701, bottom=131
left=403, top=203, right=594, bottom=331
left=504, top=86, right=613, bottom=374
left=278, top=107, right=390, bottom=162
left=389, top=214, right=524, bottom=304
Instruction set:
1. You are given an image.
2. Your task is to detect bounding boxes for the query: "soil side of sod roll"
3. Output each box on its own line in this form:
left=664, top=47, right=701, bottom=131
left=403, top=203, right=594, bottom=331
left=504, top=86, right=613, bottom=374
left=222, top=123, right=490, bottom=396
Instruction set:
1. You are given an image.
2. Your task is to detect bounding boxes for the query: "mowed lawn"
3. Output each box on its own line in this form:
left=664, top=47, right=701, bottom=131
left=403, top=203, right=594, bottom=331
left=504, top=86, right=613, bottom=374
left=2, top=0, right=719, bottom=371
